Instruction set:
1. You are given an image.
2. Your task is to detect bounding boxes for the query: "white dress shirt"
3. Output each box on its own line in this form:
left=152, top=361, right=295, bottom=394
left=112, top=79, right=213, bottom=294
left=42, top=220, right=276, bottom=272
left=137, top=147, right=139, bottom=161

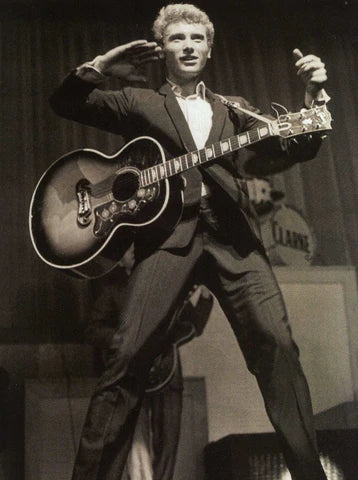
left=167, top=80, right=213, bottom=196
left=167, top=79, right=213, bottom=150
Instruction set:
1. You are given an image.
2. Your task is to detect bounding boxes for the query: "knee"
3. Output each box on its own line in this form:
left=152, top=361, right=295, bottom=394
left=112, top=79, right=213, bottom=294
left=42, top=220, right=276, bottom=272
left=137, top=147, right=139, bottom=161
left=246, top=331, right=300, bottom=377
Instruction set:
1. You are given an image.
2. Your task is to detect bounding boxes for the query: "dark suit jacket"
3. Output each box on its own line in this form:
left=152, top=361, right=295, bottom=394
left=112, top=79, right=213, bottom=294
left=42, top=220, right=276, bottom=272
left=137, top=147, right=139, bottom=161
left=50, top=75, right=321, bottom=251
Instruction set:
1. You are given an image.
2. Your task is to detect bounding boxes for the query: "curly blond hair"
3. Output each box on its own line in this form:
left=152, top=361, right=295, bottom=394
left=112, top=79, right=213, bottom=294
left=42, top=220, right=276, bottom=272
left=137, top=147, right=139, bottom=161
left=152, top=4, right=215, bottom=47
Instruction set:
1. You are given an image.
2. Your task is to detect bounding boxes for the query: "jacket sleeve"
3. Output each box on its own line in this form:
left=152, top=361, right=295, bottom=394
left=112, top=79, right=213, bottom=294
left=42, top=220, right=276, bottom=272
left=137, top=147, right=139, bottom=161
left=233, top=96, right=323, bottom=170
left=49, top=72, right=133, bottom=135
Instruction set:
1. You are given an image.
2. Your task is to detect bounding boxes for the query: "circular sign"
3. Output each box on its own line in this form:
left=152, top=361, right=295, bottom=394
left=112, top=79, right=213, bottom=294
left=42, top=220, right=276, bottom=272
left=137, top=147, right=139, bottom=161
left=261, top=205, right=316, bottom=266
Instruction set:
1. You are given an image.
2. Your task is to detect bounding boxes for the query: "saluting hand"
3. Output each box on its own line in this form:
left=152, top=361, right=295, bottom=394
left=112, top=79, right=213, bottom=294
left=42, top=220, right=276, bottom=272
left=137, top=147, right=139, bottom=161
left=293, top=48, right=327, bottom=99
left=93, top=40, right=163, bottom=82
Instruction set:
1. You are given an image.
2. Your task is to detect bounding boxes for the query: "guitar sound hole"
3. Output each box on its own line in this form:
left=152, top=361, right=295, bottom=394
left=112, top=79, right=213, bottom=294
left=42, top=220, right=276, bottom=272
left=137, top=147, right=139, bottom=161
left=112, top=171, right=139, bottom=202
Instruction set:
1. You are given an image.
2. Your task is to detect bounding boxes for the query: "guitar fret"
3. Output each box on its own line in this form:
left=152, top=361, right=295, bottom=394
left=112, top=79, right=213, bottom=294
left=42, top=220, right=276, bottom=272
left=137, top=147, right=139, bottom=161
left=230, top=135, right=239, bottom=150
left=248, top=129, right=260, bottom=144
left=205, top=146, right=214, bottom=160
left=191, top=151, right=200, bottom=167
left=199, top=149, right=207, bottom=164
left=150, top=167, right=157, bottom=181
left=158, top=163, right=165, bottom=180
left=220, top=139, right=231, bottom=154
left=173, top=157, right=181, bottom=174
left=258, top=125, right=270, bottom=139
left=165, top=161, right=171, bottom=177
left=213, top=142, right=222, bottom=157
left=181, top=155, right=186, bottom=171
left=171, top=159, right=176, bottom=174
left=157, top=165, right=162, bottom=181
left=238, top=132, right=249, bottom=147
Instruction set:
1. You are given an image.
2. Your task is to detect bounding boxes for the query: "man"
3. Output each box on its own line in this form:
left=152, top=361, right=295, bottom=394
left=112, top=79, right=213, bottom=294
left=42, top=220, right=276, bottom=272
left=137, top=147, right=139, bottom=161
left=50, top=4, right=329, bottom=479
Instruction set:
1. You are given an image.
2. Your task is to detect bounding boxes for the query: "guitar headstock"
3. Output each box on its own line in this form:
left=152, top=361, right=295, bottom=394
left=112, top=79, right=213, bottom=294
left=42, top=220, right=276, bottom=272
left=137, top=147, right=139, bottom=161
left=273, top=105, right=332, bottom=139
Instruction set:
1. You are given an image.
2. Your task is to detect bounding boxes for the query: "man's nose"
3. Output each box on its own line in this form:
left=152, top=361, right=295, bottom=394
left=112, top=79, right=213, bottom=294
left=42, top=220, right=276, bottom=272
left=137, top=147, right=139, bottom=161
left=183, top=42, right=194, bottom=53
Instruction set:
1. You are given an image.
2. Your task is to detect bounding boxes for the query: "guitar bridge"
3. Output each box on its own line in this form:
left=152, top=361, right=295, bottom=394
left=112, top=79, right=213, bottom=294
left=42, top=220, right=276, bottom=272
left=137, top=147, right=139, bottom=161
left=76, top=179, right=92, bottom=226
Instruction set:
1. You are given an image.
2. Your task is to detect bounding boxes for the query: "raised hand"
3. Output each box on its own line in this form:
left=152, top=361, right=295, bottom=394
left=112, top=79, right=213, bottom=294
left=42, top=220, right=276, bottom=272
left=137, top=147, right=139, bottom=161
left=93, top=40, right=163, bottom=82
left=293, top=48, right=328, bottom=98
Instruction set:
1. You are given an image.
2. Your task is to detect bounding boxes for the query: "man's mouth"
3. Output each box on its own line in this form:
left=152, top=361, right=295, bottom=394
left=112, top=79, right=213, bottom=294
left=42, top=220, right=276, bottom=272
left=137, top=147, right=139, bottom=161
left=180, top=56, right=198, bottom=62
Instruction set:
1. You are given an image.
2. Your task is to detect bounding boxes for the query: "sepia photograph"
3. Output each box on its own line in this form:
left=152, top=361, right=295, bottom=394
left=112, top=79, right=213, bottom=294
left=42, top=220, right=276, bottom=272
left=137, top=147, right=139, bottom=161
left=0, top=0, right=357, bottom=479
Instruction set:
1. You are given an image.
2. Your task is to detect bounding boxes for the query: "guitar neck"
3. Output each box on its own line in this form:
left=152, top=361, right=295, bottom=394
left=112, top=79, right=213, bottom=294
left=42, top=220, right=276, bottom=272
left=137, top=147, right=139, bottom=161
left=139, top=123, right=274, bottom=187
left=138, top=103, right=332, bottom=187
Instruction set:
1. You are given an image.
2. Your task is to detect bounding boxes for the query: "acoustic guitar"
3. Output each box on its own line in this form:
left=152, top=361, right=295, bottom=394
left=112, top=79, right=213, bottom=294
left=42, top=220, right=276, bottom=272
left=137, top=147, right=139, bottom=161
left=29, top=105, right=332, bottom=279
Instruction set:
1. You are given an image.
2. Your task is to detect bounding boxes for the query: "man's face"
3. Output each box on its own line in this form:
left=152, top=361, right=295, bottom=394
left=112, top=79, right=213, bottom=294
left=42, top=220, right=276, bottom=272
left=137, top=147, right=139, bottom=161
left=162, top=22, right=211, bottom=83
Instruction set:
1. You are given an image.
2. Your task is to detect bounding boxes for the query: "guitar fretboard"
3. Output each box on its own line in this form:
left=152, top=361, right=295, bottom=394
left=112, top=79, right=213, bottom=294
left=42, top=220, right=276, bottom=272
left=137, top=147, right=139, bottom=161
left=139, top=124, right=273, bottom=187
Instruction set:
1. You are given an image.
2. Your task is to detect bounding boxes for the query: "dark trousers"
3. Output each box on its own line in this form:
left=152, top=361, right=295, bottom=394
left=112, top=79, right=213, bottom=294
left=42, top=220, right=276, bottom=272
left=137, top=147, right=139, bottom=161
left=122, top=383, right=183, bottom=480
left=147, top=383, right=183, bottom=480
left=72, top=203, right=327, bottom=480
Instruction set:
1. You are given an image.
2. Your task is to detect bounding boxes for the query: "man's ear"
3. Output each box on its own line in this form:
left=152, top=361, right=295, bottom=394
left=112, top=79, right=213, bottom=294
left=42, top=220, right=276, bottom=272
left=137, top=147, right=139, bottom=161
left=208, top=47, right=212, bottom=59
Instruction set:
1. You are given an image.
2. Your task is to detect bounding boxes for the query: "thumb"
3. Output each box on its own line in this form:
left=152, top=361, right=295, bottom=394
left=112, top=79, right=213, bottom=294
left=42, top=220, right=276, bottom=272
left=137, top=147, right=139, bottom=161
left=293, top=48, right=303, bottom=61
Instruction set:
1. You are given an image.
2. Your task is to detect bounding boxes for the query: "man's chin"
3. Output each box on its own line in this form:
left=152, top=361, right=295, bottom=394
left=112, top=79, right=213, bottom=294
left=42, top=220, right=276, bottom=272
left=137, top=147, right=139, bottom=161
left=178, top=68, right=201, bottom=78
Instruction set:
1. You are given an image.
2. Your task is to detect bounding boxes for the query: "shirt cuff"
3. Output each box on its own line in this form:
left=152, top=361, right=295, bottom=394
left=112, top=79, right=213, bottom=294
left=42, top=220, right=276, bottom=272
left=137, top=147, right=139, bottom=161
left=304, top=88, right=331, bottom=108
left=76, top=60, right=106, bottom=84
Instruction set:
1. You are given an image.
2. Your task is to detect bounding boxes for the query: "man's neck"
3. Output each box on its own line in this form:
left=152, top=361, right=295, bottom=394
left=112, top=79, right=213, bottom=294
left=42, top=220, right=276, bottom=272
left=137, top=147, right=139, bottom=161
left=167, top=75, right=202, bottom=97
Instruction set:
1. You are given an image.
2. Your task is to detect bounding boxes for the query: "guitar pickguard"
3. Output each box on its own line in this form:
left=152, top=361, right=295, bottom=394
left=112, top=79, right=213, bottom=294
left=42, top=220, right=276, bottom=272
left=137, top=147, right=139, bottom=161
left=93, top=182, right=160, bottom=238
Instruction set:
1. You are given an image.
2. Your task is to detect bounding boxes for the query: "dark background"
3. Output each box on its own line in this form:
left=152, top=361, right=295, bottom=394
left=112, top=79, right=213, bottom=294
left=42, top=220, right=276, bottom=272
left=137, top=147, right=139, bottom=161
left=1, top=0, right=357, bottom=343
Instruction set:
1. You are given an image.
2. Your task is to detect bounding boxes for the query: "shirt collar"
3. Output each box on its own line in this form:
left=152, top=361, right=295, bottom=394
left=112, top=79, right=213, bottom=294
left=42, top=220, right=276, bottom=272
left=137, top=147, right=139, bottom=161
left=167, top=79, right=206, bottom=100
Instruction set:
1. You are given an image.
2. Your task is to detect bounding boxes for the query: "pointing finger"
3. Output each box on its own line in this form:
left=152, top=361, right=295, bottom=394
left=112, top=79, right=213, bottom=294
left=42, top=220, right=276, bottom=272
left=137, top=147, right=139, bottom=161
left=293, top=48, right=303, bottom=60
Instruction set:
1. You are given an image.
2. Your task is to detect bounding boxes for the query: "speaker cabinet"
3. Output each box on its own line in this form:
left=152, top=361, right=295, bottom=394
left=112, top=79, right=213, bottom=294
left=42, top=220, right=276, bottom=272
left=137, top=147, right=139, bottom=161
left=205, top=430, right=358, bottom=480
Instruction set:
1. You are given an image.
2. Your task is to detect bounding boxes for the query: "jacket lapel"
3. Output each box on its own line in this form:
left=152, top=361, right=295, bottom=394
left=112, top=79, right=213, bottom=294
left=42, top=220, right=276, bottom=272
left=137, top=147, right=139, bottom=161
left=202, top=89, right=240, bottom=202
left=159, top=83, right=197, bottom=153
left=205, top=88, right=228, bottom=146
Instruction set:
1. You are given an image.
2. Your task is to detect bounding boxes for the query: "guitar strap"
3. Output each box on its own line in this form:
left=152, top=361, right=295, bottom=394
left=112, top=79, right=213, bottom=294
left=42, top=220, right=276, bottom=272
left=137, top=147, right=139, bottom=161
left=215, top=93, right=288, bottom=152
left=215, top=93, right=273, bottom=124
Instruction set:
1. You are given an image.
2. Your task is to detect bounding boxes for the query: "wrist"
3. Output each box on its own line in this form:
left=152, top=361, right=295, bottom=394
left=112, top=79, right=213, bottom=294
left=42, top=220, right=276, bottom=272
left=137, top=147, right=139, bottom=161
left=90, top=55, right=111, bottom=76
left=304, top=87, right=331, bottom=108
left=76, top=59, right=106, bottom=84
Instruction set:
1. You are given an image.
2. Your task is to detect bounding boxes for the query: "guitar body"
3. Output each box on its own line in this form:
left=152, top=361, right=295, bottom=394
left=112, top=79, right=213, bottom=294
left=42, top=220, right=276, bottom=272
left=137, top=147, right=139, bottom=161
left=29, top=137, right=183, bottom=278
left=145, top=315, right=196, bottom=394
